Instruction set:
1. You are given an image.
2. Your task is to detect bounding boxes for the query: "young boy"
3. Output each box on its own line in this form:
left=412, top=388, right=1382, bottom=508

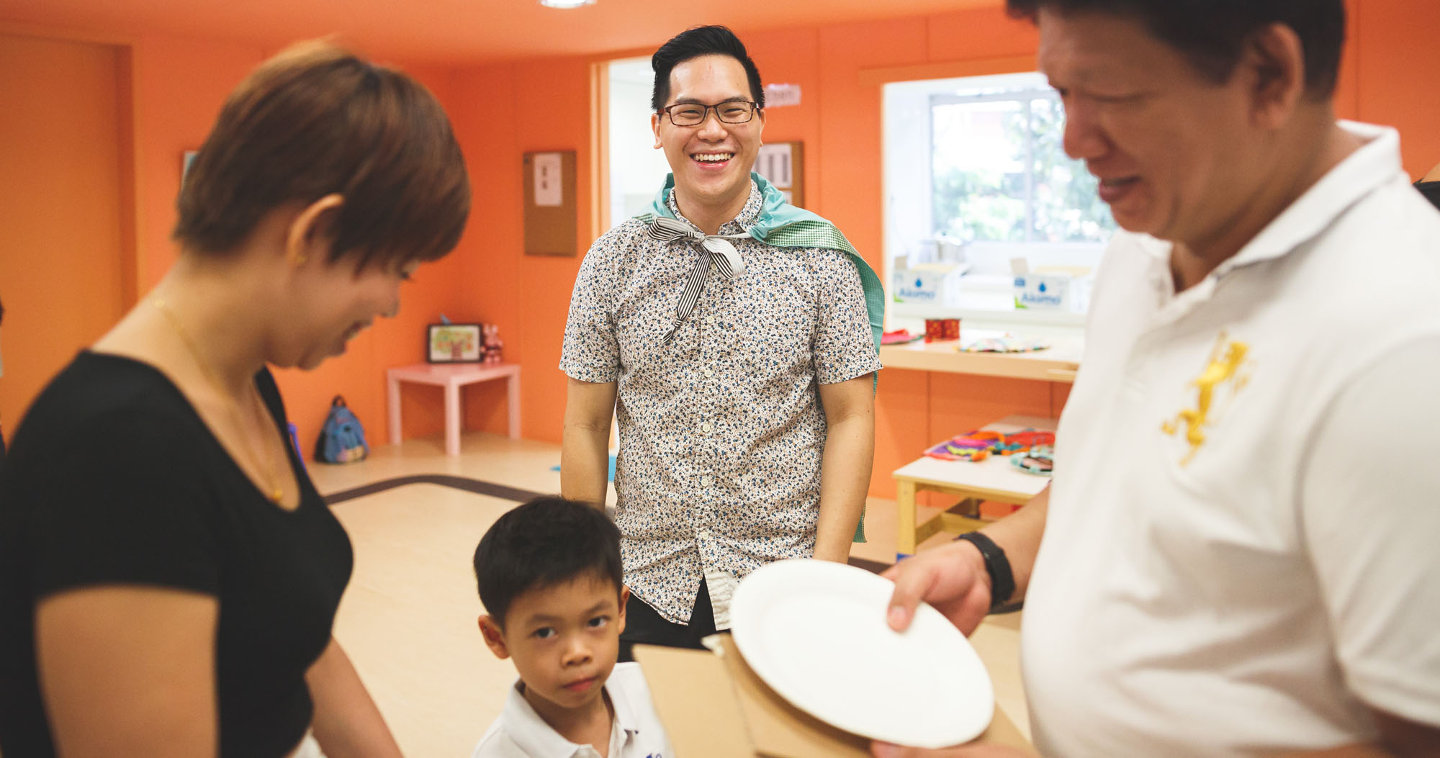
left=472, top=497, right=672, bottom=758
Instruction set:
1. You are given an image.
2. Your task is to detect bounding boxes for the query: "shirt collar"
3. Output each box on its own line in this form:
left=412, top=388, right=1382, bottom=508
left=665, top=179, right=763, bottom=235
left=498, top=677, right=640, bottom=758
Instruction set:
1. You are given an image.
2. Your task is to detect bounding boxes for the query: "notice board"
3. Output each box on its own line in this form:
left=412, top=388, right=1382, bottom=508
left=756, top=141, right=804, bottom=207
left=523, top=150, right=577, bottom=256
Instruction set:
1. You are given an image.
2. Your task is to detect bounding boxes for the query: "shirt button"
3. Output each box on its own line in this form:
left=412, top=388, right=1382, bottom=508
left=698, top=528, right=711, bottom=540
left=701, top=474, right=714, bottom=487
left=703, top=366, right=714, bottom=378
left=701, top=421, right=713, bottom=433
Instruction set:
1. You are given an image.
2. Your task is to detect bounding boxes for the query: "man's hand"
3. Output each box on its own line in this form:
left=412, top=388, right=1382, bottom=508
left=881, top=539, right=992, bottom=637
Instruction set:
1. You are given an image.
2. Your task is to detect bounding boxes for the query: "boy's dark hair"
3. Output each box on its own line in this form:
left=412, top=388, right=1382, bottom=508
left=651, top=25, right=765, bottom=112
left=473, top=497, right=623, bottom=629
left=174, top=41, right=470, bottom=272
left=1006, top=0, right=1345, bottom=99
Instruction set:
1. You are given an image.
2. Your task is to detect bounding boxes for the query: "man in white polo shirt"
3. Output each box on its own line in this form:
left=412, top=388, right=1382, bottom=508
left=880, top=1, right=1440, bottom=756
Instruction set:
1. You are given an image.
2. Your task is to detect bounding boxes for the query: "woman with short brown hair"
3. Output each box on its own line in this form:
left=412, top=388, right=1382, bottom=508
left=0, top=41, right=469, bottom=757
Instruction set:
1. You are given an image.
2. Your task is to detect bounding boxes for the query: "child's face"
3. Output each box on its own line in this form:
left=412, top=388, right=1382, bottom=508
left=479, top=573, right=628, bottom=716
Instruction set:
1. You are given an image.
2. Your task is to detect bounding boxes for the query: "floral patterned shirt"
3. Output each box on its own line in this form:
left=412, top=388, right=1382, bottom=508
left=560, top=181, right=881, bottom=627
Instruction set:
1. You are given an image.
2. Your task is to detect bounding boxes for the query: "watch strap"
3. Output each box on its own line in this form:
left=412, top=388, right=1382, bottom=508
left=955, top=531, right=1016, bottom=613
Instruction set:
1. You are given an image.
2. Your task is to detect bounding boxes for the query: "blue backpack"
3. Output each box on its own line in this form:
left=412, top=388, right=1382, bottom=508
left=314, top=395, right=369, bottom=464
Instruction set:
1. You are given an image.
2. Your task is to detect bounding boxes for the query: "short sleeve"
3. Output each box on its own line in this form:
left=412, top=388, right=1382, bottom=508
left=810, top=251, right=882, bottom=385
left=27, top=408, right=221, bottom=598
left=559, top=238, right=622, bottom=383
left=1301, top=336, right=1440, bottom=726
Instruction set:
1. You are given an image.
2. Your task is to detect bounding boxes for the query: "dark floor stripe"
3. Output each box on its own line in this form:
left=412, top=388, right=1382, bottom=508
left=324, top=474, right=548, bottom=506
left=324, top=474, right=894, bottom=573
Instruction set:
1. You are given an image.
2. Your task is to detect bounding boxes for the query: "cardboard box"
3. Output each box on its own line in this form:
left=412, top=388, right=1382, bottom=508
left=1012, top=270, right=1092, bottom=312
left=636, top=635, right=1029, bottom=757
left=893, top=263, right=968, bottom=306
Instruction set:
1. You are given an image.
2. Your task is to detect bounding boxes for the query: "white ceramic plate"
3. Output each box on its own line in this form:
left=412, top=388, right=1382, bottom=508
left=729, top=558, right=994, bottom=748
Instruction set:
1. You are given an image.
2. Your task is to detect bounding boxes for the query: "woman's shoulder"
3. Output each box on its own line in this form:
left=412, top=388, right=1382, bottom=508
left=12, top=352, right=197, bottom=453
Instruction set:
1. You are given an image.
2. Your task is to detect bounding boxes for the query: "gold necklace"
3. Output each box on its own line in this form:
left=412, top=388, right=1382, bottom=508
left=152, top=297, right=286, bottom=504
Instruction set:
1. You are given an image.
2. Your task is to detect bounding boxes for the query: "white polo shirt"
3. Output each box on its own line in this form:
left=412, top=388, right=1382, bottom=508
left=472, top=663, right=672, bottom=758
left=1023, top=121, right=1440, bottom=756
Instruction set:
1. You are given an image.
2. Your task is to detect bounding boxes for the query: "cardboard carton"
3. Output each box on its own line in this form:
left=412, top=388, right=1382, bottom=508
left=1012, top=266, right=1093, bottom=312
left=636, top=635, right=1029, bottom=757
left=893, top=263, right=968, bottom=306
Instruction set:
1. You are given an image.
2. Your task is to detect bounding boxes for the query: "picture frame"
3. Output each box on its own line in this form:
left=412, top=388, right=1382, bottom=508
left=523, top=150, right=578, bottom=256
left=427, top=323, right=483, bottom=363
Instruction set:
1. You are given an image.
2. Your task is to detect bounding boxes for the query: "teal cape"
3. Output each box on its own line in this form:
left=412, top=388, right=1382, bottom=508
left=640, top=173, right=885, bottom=542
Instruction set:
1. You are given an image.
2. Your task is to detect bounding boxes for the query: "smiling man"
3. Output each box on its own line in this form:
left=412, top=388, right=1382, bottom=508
left=879, top=2, right=1440, bottom=757
left=560, top=26, right=883, bottom=658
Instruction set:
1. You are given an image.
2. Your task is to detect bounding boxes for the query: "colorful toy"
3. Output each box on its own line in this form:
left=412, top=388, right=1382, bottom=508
left=924, top=436, right=991, bottom=462
left=1011, top=445, right=1054, bottom=476
left=923, top=428, right=1055, bottom=462
left=482, top=323, right=504, bottom=365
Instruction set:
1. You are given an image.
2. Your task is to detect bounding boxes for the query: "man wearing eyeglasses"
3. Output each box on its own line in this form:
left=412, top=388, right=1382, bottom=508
left=560, top=25, right=883, bottom=658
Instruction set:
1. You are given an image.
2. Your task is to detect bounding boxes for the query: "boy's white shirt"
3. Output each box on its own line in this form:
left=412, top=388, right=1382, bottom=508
left=471, top=662, right=672, bottom=758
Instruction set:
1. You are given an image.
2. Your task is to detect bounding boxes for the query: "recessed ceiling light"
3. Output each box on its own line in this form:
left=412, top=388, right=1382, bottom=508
left=539, top=0, right=595, bottom=7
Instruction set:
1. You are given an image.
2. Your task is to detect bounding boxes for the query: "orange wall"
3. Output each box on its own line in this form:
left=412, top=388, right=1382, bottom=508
left=1353, top=0, right=1440, bottom=175
left=0, top=33, right=128, bottom=441
left=3, top=0, right=1439, bottom=496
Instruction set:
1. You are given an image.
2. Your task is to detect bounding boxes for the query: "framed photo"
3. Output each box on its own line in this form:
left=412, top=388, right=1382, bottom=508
left=427, top=323, right=483, bottom=363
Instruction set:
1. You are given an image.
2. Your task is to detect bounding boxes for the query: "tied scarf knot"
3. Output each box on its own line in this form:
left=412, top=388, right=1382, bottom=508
left=644, top=216, right=749, bottom=343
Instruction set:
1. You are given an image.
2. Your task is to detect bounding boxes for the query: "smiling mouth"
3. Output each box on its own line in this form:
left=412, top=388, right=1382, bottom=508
left=692, top=152, right=734, bottom=164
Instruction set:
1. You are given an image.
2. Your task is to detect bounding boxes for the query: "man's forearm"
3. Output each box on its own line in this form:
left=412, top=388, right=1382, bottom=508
left=560, top=425, right=610, bottom=508
left=814, top=413, right=874, bottom=562
left=975, top=490, right=1048, bottom=603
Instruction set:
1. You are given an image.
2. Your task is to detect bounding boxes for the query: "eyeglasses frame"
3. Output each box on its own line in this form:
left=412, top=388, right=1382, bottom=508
left=657, top=100, right=762, bottom=127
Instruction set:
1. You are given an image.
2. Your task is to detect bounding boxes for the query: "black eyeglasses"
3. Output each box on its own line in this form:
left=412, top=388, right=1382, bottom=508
left=659, top=100, right=759, bottom=126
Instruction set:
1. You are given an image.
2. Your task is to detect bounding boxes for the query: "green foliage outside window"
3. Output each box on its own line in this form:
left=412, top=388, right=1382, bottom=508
left=931, top=94, right=1114, bottom=245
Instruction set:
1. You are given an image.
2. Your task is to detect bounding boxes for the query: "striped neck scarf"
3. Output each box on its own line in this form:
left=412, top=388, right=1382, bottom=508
left=643, top=215, right=751, bottom=343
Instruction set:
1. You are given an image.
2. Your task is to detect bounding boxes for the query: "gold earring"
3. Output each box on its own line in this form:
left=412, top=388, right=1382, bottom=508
left=295, top=254, right=309, bottom=266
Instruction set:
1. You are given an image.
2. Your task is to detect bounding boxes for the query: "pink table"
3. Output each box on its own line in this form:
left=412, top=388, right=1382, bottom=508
left=386, top=363, right=521, bottom=456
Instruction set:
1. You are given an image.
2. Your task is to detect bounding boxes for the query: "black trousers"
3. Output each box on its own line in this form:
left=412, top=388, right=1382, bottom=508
left=618, top=578, right=718, bottom=663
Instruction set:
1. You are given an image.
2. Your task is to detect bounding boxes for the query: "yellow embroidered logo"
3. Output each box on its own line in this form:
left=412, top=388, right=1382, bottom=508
left=1161, top=333, right=1250, bottom=465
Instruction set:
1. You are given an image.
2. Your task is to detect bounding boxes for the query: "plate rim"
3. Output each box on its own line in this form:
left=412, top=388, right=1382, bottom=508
left=729, top=558, right=994, bottom=748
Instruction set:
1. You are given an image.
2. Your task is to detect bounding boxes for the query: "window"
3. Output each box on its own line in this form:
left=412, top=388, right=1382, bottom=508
left=885, top=72, right=1114, bottom=322
left=605, top=57, right=671, bottom=230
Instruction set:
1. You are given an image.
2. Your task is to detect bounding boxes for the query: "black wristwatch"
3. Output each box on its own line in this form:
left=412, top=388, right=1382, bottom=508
left=955, top=531, right=1016, bottom=613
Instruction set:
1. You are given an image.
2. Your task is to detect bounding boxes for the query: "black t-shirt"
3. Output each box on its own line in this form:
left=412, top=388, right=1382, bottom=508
left=0, top=352, right=353, bottom=757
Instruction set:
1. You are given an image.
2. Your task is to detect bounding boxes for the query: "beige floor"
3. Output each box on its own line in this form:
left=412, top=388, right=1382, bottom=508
left=310, top=432, right=1029, bottom=756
